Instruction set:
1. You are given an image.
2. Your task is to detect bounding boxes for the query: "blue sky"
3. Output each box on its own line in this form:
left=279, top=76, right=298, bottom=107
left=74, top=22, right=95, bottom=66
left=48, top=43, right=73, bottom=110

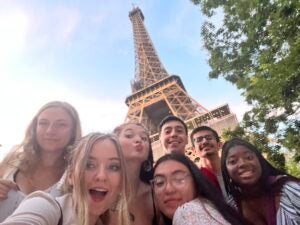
left=0, top=0, right=250, bottom=158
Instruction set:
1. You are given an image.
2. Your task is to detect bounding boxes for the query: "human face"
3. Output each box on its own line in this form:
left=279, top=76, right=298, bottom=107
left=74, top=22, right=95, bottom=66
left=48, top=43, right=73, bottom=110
left=153, top=160, right=196, bottom=219
left=36, top=107, right=73, bottom=153
left=117, top=124, right=150, bottom=161
left=84, top=139, right=121, bottom=219
left=159, top=121, right=188, bottom=154
left=226, top=145, right=262, bottom=188
left=192, top=130, right=220, bottom=158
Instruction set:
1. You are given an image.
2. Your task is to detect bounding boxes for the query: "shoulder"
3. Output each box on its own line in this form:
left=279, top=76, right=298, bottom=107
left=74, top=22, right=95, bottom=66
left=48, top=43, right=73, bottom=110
left=281, top=180, right=300, bottom=192
left=173, top=199, right=202, bottom=225
left=175, top=198, right=200, bottom=214
left=2, top=191, right=61, bottom=225
left=173, top=198, right=231, bottom=225
left=280, top=180, right=300, bottom=205
left=25, top=190, right=59, bottom=201
left=19, top=191, right=61, bottom=213
left=173, top=199, right=205, bottom=223
left=133, top=183, right=155, bottom=223
left=179, top=198, right=202, bottom=210
left=137, top=182, right=153, bottom=208
left=277, top=180, right=300, bottom=221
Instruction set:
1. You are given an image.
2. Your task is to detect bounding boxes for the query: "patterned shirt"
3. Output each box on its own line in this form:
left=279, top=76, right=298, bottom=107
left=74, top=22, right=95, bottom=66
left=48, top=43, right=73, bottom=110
left=173, top=198, right=230, bottom=225
left=277, top=181, right=300, bottom=225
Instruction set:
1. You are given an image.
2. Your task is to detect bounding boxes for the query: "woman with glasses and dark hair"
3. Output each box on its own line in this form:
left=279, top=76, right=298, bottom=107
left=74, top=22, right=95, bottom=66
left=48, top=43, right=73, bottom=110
left=152, top=153, right=251, bottom=225
left=221, top=137, right=300, bottom=225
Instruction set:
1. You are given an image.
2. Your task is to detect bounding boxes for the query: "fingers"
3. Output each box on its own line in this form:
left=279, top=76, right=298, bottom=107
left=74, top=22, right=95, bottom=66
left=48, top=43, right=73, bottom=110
left=0, top=179, right=18, bottom=200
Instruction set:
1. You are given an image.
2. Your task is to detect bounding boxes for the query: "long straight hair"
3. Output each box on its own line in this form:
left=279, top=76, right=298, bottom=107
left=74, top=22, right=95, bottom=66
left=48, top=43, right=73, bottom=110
left=154, top=153, right=251, bottom=225
left=64, top=133, right=131, bottom=225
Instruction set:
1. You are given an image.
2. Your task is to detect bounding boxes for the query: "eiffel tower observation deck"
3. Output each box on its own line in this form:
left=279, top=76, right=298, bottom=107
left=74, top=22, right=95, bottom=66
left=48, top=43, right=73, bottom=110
left=126, top=6, right=238, bottom=160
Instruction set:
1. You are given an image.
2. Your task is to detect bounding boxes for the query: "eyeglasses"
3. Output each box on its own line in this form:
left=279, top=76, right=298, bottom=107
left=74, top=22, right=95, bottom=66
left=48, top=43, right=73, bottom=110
left=150, top=172, right=191, bottom=193
left=193, top=135, right=215, bottom=144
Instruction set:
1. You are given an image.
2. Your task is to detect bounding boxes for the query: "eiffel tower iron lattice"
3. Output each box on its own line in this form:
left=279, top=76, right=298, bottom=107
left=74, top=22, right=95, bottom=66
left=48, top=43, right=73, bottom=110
left=126, top=6, right=238, bottom=160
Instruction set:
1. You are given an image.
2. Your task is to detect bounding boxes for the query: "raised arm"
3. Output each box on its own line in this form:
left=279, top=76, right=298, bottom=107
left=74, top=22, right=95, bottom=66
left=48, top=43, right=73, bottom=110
left=0, top=179, right=18, bottom=200
left=0, top=191, right=61, bottom=225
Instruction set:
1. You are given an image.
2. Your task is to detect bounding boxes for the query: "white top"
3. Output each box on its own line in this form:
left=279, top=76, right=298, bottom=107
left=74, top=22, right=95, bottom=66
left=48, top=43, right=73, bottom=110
left=0, top=168, right=63, bottom=222
left=0, top=191, right=67, bottom=225
left=173, top=198, right=230, bottom=225
left=0, top=191, right=104, bottom=225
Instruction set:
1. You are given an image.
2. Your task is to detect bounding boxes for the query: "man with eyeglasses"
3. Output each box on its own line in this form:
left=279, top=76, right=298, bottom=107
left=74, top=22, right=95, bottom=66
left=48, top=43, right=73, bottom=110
left=190, top=126, right=228, bottom=199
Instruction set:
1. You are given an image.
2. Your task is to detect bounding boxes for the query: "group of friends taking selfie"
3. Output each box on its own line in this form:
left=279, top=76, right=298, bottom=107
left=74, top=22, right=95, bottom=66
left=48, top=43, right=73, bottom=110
left=0, top=101, right=299, bottom=225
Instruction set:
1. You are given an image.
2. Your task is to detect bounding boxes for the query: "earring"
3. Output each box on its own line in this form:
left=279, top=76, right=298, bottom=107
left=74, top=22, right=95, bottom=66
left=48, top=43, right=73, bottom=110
left=142, top=160, right=152, bottom=172
left=111, top=193, right=122, bottom=211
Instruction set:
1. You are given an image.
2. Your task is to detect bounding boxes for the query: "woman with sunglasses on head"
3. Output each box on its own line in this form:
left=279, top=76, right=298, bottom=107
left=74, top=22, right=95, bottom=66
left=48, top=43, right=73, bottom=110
left=104, top=123, right=158, bottom=225
left=221, top=137, right=300, bottom=225
left=152, top=153, right=251, bottom=225
left=0, top=101, right=82, bottom=221
left=1, top=133, right=131, bottom=225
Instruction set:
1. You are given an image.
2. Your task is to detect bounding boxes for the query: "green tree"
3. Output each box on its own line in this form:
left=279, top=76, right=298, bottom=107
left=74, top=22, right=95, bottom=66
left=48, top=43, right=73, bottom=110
left=222, top=125, right=285, bottom=171
left=192, top=0, right=300, bottom=163
left=286, top=157, right=300, bottom=178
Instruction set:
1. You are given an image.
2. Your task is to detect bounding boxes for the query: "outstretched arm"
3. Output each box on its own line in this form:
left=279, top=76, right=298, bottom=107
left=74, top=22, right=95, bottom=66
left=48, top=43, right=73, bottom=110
left=0, top=191, right=61, bottom=225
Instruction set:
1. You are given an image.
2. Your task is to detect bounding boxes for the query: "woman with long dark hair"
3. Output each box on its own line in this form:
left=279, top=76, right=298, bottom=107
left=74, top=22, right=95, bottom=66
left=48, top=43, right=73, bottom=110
left=152, top=153, right=250, bottom=225
left=221, top=137, right=300, bottom=225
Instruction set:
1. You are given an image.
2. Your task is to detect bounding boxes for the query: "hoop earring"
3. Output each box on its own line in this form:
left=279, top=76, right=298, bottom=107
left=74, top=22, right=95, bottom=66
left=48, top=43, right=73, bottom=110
left=111, top=193, right=122, bottom=211
left=142, top=160, right=152, bottom=172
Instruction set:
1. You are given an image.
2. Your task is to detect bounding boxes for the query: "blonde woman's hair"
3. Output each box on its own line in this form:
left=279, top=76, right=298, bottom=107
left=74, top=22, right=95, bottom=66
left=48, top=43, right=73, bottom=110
left=65, top=132, right=131, bottom=225
left=0, top=101, right=82, bottom=177
left=113, top=122, right=154, bottom=184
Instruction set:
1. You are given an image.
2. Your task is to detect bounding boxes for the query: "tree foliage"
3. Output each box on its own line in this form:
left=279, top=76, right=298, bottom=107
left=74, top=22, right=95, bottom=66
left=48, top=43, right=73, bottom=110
left=286, top=157, right=300, bottom=178
left=222, top=125, right=286, bottom=171
left=192, top=0, right=300, bottom=163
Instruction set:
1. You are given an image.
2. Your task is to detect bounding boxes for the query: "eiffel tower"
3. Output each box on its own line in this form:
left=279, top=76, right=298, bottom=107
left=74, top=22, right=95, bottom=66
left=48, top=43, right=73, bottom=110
left=126, top=6, right=238, bottom=160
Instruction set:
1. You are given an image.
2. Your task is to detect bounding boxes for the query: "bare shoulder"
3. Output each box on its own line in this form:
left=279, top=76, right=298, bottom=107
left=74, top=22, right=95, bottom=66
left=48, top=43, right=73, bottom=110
left=130, top=183, right=154, bottom=225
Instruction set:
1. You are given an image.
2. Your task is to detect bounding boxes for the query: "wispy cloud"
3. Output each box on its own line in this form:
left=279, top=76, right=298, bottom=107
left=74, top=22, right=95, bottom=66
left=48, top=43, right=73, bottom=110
left=54, top=7, right=81, bottom=42
left=0, top=9, right=29, bottom=62
left=0, top=75, right=127, bottom=157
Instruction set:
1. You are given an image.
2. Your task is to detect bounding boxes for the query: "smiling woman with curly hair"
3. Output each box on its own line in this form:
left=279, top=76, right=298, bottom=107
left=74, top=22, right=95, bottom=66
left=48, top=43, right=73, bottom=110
left=221, top=137, right=300, bottom=225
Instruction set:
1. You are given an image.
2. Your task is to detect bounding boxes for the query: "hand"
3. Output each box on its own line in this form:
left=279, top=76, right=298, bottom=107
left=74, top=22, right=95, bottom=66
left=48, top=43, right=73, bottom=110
left=0, top=179, right=18, bottom=200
